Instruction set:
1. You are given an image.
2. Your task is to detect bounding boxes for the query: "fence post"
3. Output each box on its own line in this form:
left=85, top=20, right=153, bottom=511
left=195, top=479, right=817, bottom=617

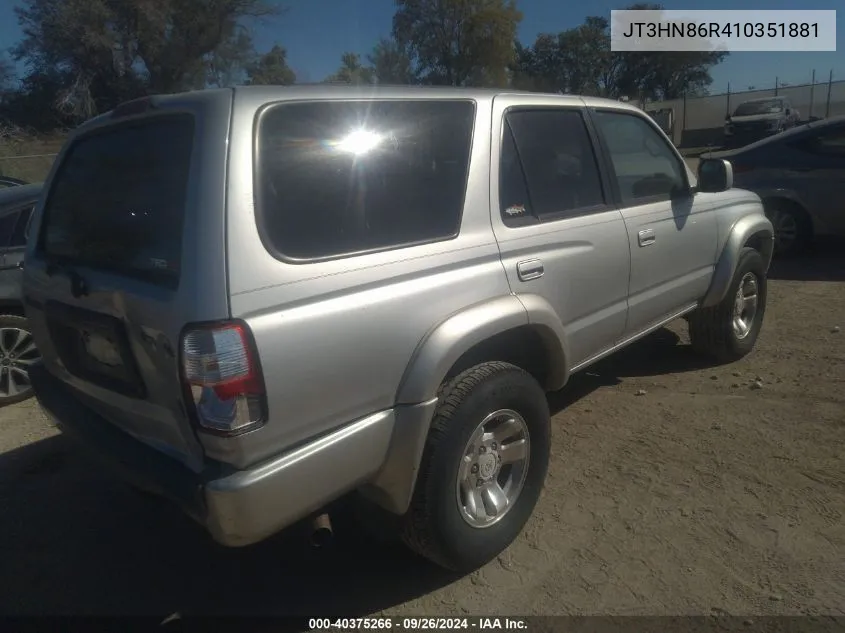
left=809, top=69, right=816, bottom=120
left=726, top=82, right=731, bottom=118
left=825, top=70, right=833, bottom=118
left=774, top=77, right=778, bottom=96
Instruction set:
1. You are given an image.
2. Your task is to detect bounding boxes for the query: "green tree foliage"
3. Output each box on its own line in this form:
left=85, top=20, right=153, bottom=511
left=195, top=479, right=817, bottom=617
left=0, top=57, right=14, bottom=94
left=368, top=38, right=416, bottom=85
left=246, top=45, right=297, bottom=85
left=6, top=0, right=287, bottom=127
left=392, top=0, right=522, bottom=87
left=207, top=25, right=256, bottom=88
left=325, top=52, right=375, bottom=85
left=512, top=4, right=726, bottom=101
left=0, top=0, right=727, bottom=131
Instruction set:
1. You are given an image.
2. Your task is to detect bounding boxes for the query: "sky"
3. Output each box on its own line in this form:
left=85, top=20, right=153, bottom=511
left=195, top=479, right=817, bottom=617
left=1, top=0, right=843, bottom=94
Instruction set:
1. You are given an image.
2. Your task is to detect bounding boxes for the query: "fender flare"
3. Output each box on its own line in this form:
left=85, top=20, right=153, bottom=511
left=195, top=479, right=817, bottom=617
left=701, top=214, right=774, bottom=308
left=395, top=294, right=569, bottom=404
left=364, top=295, right=569, bottom=515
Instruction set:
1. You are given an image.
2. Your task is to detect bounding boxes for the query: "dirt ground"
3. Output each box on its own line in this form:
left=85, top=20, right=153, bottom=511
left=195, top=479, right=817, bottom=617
left=0, top=245, right=843, bottom=621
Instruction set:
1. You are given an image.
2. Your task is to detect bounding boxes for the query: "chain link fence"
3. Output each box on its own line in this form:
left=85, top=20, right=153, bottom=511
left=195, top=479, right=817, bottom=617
left=644, top=75, right=845, bottom=151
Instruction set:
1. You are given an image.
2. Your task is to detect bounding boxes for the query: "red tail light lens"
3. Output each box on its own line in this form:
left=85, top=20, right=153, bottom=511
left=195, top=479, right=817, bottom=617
left=732, top=163, right=754, bottom=174
left=181, top=322, right=266, bottom=435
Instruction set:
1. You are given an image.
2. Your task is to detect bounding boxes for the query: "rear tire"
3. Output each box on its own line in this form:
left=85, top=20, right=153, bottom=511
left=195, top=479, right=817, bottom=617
left=688, top=247, right=767, bottom=363
left=0, top=314, right=40, bottom=406
left=401, top=361, right=550, bottom=572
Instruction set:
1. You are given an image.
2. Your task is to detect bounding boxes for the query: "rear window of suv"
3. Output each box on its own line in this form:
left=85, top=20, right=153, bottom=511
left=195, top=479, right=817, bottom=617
left=255, top=99, right=475, bottom=260
left=38, top=114, right=194, bottom=289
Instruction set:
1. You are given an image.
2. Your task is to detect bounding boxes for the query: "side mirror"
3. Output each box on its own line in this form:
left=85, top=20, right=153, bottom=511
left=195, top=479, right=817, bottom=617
left=697, top=158, right=733, bottom=193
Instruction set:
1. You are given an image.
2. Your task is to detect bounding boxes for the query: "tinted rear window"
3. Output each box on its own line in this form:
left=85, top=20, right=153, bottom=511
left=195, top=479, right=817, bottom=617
left=255, top=100, right=474, bottom=260
left=39, top=114, right=194, bottom=288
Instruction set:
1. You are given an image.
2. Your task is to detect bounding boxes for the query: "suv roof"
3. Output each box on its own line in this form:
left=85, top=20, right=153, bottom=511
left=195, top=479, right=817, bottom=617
left=231, top=84, right=640, bottom=109
left=76, top=86, right=642, bottom=137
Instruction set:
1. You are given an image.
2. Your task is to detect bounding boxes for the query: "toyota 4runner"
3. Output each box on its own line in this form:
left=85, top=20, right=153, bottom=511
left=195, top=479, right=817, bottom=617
left=24, top=86, right=774, bottom=572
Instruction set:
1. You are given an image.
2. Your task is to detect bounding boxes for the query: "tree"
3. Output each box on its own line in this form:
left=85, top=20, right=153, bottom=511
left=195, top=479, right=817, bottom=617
left=10, top=0, right=281, bottom=126
left=511, top=20, right=617, bottom=96
left=246, top=45, right=296, bottom=85
left=206, top=25, right=255, bottom=87
left=609, top=4, right=727, bottom=100
left=510, top=36, right=561, bottom=92
left=368, top=38, right=415, bottom=84
left=511, top=5, right=726, bottom=101
left=0, top=58, right=13, bottom=87
left=392, top=0, right=522, bottom=87
left=325, top=52, right=374, bottom=85
left=0, top=57, right=15, bottom=100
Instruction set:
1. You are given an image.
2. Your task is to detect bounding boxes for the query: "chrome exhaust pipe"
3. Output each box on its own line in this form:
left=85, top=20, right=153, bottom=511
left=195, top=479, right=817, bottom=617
left=309, top=513, right=333, bottom=548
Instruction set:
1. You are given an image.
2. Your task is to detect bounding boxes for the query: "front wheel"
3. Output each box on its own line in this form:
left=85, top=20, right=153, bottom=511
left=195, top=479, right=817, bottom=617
left=401, top=362, right=550, bottom=572
left=688, top=247, right=767, bottom=362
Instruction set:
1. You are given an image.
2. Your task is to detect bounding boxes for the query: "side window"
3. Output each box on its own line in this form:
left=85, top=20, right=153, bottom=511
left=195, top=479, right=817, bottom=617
left=593, top=110, right=687, bottom=205
left=0, top=210, right=21, bottom=249
left=256, top=100, right=475, bottom=260
left=10, top=206, right=34, bottom=247
left=499, top=108, right=606, bottom=225
left=500, top=123, right=533, bottom=224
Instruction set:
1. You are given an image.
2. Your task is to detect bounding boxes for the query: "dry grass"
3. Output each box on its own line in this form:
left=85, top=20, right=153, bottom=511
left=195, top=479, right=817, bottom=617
left=0, top=129, right=66, bottom=184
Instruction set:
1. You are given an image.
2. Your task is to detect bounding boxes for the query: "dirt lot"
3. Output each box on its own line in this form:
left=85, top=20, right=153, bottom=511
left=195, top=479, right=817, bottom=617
left=0, top=246, right=843, bottom=621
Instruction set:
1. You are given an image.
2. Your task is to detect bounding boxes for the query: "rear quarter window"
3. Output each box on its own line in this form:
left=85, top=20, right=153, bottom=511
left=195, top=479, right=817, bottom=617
left=255, top=99, right=475, bottom=261
left=38, top=114, right=195, bottom=288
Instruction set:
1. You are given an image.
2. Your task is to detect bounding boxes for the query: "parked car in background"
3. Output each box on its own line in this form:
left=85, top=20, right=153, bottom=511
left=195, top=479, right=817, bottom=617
left=724, top=96, right=800, bottom=147
left=0, top=182, right=43, bottom=404
left=712, top=115, right=845, bottom=255
left=24, top=87, right=772, bottom=572
left=0, top=176, right=30, bottom=189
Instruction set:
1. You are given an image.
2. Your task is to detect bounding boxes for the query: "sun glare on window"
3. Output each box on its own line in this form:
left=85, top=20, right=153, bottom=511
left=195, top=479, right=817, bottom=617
left=336, top=129, right=383, bottom=155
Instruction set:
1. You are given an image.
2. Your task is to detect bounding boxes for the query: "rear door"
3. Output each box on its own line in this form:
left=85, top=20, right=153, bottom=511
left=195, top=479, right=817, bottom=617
left=490, top=96, right=631, bottom=367
left=24, top=92, right=232, bottom=472
left=785, top=122, right=845, bottom=235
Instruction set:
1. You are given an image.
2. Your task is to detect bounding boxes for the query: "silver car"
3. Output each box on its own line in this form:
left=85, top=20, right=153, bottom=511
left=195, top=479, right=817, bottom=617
left=24, top=86, right=773, bottom=571
left=713, top=115, right=845, bottom=255
left=724, top=96, right=800, bottom=147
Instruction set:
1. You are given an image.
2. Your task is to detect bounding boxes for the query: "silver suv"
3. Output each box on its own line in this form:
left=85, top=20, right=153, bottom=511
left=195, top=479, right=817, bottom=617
left=24, top=86, right=773, bottom=572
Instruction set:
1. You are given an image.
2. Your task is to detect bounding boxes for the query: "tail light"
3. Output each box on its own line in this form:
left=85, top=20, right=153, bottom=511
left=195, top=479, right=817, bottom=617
left=732, top=163, right=754, bottom=174
left=180, top=322, right=267, bottom=436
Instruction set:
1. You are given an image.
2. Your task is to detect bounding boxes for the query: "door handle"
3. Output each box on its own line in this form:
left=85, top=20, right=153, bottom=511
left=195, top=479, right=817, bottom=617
left=638, top=229, right=656, bottom=247
left=516, top=259, right=544, bottom=281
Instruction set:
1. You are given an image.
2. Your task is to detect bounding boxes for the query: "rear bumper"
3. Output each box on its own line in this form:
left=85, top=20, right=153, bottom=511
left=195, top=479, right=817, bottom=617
left=30, top=363, right=396, bottom=547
